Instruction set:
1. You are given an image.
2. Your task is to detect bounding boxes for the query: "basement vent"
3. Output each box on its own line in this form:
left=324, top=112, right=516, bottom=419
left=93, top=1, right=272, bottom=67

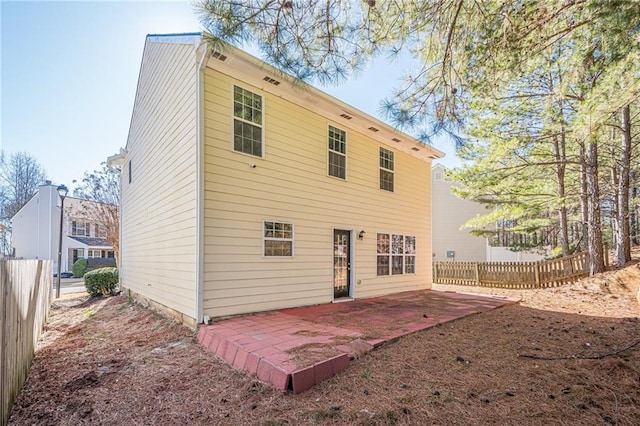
left=340, top=113, right=353, bottom=120
left=392, top=138, right=401, bottom=143
left=263, top=76, right=281, bottom=86
left=411, top=147, right=420, bottom=151
left=212, top=51, right=227, bottom=61
left=368, top=126, right=380, bottom=132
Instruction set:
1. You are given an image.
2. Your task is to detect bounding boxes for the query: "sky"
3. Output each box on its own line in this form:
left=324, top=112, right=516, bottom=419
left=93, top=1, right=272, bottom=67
left=1, top=0, right=458, bottom=193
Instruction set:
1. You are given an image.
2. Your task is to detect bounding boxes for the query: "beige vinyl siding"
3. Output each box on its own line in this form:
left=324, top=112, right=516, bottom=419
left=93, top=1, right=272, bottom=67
left=121, top=40, right=198, bottom=320
left=203, top=68, right=433, bottom=318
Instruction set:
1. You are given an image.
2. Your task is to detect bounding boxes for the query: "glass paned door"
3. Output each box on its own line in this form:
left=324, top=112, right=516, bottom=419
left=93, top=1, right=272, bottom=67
left=333, top=229, right=351, bottom=299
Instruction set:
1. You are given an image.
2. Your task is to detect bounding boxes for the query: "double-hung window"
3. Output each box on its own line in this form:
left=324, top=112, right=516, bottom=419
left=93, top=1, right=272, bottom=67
left=264, top=221, right=294, bottom=257
left=233, top=85, right=263, bottom=157
left=71, top=221, right=91, bottom=237
left=377, top=233, right=416, bottom=276
left=328, top=125, right=346, bottom=179
left=379, top=147, right=394, bottom=192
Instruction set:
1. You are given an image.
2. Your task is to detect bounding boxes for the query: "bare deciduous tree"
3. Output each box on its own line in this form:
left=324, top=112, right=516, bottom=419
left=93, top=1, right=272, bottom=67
left=0, top=151, right=48, bottom=256
left=73, top=163, right=120, bottom=265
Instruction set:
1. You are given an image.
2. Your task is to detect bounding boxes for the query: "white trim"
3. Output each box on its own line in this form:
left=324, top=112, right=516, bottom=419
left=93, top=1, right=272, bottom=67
left=231, top=83, right=265, bottom=159
left=196, top=42, right=209, bottom=324
left=375, top=232, right=417, bottom=276
left=262, top=220, right=295, bottom=258
left=331, top=228, right=354, bottom=300
left=379, top=147, right=395, bottom=192
left=327, top=124, right=347, bottom=180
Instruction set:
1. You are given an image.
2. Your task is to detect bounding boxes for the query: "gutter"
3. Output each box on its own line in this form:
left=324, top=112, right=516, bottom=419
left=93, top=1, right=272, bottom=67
left=195, top=42, right=209, bottom=324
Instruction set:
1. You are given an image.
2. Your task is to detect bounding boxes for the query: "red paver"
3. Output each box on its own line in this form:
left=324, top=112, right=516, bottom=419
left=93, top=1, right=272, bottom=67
left=197, top=290, right=518, bottom=393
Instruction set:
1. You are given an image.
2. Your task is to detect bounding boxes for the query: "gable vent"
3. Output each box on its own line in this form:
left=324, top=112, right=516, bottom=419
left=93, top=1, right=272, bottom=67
left=340, top=113, right=353, bottom=120
left=392, top=138, right=401, bottom=143
left=212, top=51, right=227, bottom=61
left=368, top=126, right=380, bottom=132
left=411, top=147, right=420, bottom=151
left=263, top=76, right=281, bottom=86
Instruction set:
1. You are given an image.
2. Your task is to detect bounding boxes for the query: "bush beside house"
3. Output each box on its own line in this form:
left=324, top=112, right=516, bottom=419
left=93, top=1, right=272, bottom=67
left=72, top=259, right=88, bottom=277
left=73, top=257, right=117, bottom=277
left=84, top=267, right=119, bottom=297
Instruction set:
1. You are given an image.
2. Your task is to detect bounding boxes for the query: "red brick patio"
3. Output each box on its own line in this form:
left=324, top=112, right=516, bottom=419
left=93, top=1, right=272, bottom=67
left=197, top=290, right=518, bottom=393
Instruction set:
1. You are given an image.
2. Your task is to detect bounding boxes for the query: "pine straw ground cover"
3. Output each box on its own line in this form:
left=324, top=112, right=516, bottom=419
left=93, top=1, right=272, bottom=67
left=9, top=265, right=640, bottom=425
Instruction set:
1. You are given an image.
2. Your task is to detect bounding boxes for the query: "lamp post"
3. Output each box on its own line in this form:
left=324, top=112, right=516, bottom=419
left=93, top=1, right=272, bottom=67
left=56, top=184, right=68, bottom=299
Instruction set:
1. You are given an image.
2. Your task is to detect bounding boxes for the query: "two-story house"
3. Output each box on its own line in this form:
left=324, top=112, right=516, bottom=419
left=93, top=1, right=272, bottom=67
left=109, top=33, right=444, bottom=327
left=11, top=182, right=115, bottom=274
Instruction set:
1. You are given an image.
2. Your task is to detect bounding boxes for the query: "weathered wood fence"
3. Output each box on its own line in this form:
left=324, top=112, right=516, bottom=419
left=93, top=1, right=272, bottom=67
left=1, top=260, right=52, bottom=426
left=433, top=252, right=589, bottom=289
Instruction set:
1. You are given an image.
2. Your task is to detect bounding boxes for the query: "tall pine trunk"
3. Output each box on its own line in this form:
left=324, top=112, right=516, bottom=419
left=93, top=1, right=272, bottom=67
left=586, top=137, right=605, bottom=274
left=579, top=142, right=589, bottom=252
left=553, top=133, right=570, bottom=256
left=615, top=104, right=632, bottom=265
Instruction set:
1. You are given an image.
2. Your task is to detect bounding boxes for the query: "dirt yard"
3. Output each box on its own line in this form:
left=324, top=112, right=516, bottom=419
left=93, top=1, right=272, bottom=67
left=8, top=260, right=640, bottom=425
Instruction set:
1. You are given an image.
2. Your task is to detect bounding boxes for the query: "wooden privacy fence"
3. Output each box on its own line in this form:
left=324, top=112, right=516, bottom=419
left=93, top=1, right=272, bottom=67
left=433, top=252, right=589, bottom=289
left=1, top=259, right=52, bottom=426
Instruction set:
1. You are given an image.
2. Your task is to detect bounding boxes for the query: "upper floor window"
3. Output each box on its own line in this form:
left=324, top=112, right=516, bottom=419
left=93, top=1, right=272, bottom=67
left=71, top=221, right=91, bottom=237
left=264, top=221, right=293, bottom=257
left=94, top=224, right=107, bottom=238
left=233, top=85, right=263, bottom=157
left=379, top=147, right=394, bottom=192
left=434, top=171, right=443, bottom=181
left=328, top=125, right=346, bottom=179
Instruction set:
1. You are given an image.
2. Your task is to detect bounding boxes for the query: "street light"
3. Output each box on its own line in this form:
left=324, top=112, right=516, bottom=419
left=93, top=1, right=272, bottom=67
left=56, top=184, right=68, bottom=299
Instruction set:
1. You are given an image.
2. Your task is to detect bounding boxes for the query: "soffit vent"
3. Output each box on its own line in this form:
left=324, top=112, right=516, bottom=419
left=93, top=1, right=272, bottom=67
left=263, top=76, right=281, bottom=86
left=212, top=51, right=227, bottom=61
left=392, top=138, right=401, bottom=143
left=368, top=126, right=380, bottom=132
left=340, top=113, right=353, bottom=120
left=411, top=147, right=420, bottom=151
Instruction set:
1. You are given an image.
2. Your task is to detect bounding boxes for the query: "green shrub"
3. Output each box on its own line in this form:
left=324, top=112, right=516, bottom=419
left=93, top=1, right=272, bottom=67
left=73, top=258, right=88, bottom=277
left=84, top=267, right=119, bottom=297
left=86, top=257, right=116, bottom=270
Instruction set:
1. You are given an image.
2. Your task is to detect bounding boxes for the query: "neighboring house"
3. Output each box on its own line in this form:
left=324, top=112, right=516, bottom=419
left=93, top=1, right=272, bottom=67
left=431, top=164, right=488, bottom=262
left=11, top=182, right=115, bottom=274
left=110, top=33, right=444, bottom=327
left=431, top=164, right=546, bottom=262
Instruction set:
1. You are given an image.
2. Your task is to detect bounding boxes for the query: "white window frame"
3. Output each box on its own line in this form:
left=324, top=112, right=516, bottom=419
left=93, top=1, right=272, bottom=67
left=376, top=233, right=416, bottom=276
left=232, top=84, right=264, bottom=158
left=379, top=147, right=395, bottom=192
left=94, top=223, right=107, bottom=238
left=71, top=220, right=91, bottom=237
left=327, top=124, right=347, bottom=180
left=263, top=220, right=294, bottom=257
left=434, top=171, right=443, bottom=181
left=88, top=249, right=102, bottom=258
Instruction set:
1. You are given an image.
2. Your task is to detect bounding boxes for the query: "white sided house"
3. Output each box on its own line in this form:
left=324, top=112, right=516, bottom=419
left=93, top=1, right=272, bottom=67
left=113, top=33, right=444, bottom=327
left=11, top=182, right=115, bottom=274
left=431, top=164, right=546, bottom=263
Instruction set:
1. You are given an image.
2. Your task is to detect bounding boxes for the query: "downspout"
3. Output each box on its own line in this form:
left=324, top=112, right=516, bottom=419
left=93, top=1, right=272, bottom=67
left=196, top=41, right=209, bottom=324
